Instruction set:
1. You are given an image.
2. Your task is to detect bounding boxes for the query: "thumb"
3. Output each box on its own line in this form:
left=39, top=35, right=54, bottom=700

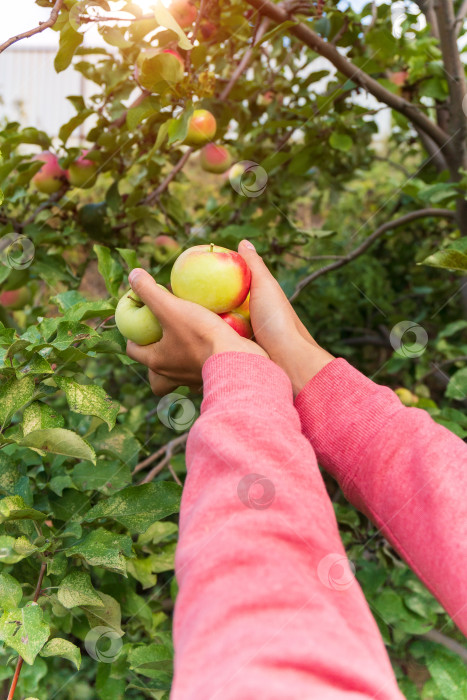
left=128, top=268, right=179, bottom=324
left=238, top=240, right=285, bottom=299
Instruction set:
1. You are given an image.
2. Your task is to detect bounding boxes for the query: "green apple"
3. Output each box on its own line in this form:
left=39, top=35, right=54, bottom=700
left=115, top=288, right=163, bottom=345
left=395, top=387, right=418, bottom=406
left=67, top=150, right=98, bottom=189
left=171, top=243, right=251, bottom=313
left=31, top=152, right=67, bottom=194
left=184, top=109, right=217, bottom=147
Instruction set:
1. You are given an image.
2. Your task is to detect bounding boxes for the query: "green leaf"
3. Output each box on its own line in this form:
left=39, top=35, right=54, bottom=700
left=20, top=428, right=96, bottom=463
left=94, top=245, right=124, bottom=298
left=126, top=96, right=160, bottom=130
left=84, top=482, right=182, bottom=533
left=92, top=424, right=141, bottom=468
left=55, top=22, right=84, bottom=73
left=421, top=249, right=467, bottom=272
left=138, top=521, right=178, bottom=546
left=0, top=572, right=23, bottom=608
left=59, top=110, right=93, bottom=143
left=128, top=642, right=173, bottom=676
left=153, top=4, right=193, bottom=50
left=329, top=132, right=353, bottom=152
left=98, top=25, right=133, bottom=48
left=0, top=535, right=26, bottom=564
left=57, top=571, right=104, bottom=609
left=82, top=591, right=124, bottom=636
left=72, top=460, right=132, bottom=493
left=63, top=299, right=116, bottom=322
left=167, top=108, right=193, bottom=145
left=446, top=368, right=467, bottom=401
left=16, top=355, right=54, bottom=378
left=0, top=376, right=34, bottom=429
left=0, top=603, right=50, bottom=664
left=0, top=496, right=46, bottom=524
left=438, top=320, right=467, bottom=339
left=65, top=527, right=133, bottom=575
left=55, top=377, right=119, bottom=430
left=126, top=556, right=158, bottom=589
left=117, top=248, right=139, bottom=270
left=22, top=402, right=65, bottom=435
left=40, top=637, right=81, bottom=670
left=426, top=647, right=467, bottom=700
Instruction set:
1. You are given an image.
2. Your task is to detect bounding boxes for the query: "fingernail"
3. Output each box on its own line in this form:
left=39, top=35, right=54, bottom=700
left=129, top=268, right=141, bottom=285
left=242, top=239, right=256, bottom=250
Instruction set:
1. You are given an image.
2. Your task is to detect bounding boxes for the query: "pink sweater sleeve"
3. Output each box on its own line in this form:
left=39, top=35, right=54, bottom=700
left=295, top=357, right=467, bottom=636
left=172, top=352, right=404, bottom=700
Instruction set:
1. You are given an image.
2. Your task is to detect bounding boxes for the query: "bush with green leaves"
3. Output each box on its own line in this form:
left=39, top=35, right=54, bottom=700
left=0, top=1, right=467, bottom=698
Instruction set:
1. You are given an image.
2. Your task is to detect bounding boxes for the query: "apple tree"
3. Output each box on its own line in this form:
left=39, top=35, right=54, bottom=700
left=0, top=0, right=467, bottom=698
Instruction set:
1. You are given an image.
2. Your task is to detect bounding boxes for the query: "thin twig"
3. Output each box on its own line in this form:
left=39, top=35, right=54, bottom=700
left=289, top=208, right=456, bottom=302
left=7, top=562, right=47, bottom=700
left=144, top=149, right=193, bottom=205
left=133, top=432, right=189, bottom=475
left=186, top=0, right=207, bottom=73
left=423, top=629, right=467, bottom=662
left=419, top=356, right=467, bottom=381
left=0, top=0, right=64, bottom=54
left=219, top=17, right=271, bottom=101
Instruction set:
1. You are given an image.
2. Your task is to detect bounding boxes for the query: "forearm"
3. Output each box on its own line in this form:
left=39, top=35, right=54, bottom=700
left=295, top=358, right=467, bottom=635
left=172, top=353, right=403, bottom=700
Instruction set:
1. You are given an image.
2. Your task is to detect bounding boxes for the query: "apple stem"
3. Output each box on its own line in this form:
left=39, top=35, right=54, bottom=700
left=209, top=242, right=214, bottom=252
left=127, top=294, right=143, bottom=307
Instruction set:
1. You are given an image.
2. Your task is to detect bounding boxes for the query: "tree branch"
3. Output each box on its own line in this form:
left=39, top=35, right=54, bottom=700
left=413, top=124, right=449, bottom=172
left=289, top=208, right=456, bottom=302
left=244, top=0, right=452, bottom=154
left=434, top=0, right=467, bottom=172
left=0, top=0, right=64, bottom=55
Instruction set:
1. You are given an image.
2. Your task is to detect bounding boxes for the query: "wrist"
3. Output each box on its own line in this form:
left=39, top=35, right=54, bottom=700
left=281, top=338, right=334, bottom=397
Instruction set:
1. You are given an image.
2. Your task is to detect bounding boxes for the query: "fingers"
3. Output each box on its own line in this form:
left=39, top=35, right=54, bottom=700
left=128, top=268, right=180, bottom=325
left=149, top=370, right=179, bottom=397
left=127, top=340, right=164, bottom=368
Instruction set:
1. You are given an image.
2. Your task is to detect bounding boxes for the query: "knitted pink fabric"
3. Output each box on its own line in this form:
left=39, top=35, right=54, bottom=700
left=171, top=353, right=410, bottom=699
left=295, top=357, right=467, bottom=636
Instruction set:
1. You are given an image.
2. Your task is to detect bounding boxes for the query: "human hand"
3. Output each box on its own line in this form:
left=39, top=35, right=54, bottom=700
left=238, top=240, right=333, bottom=396
left=125, top=268, right=268, bottom=396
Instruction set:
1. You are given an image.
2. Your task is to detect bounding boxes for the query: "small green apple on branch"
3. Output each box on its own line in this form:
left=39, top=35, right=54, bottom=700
left=115, top=243, right=252, bottom=347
